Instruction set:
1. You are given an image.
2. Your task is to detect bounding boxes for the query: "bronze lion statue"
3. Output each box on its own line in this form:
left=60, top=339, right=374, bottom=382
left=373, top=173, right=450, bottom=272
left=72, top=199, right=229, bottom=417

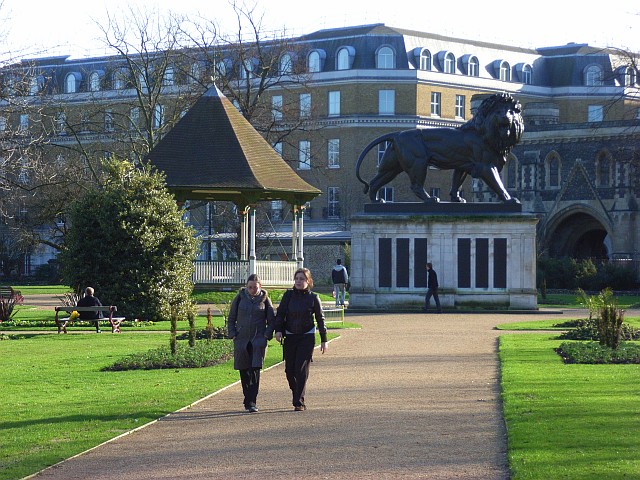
left=355, top=93, right=524, bottom=204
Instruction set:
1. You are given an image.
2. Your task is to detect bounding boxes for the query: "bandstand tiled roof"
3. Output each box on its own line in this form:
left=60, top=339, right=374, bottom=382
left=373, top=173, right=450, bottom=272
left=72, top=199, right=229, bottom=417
left=146, top=85, right=321, bottom=206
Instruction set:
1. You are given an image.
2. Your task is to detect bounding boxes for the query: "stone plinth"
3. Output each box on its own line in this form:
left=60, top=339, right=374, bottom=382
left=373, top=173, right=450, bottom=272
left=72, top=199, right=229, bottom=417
left=349, top=203, right=538, bottom=310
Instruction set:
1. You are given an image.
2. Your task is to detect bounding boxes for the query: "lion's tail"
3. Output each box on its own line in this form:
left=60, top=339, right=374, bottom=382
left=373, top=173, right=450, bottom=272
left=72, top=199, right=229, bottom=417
left=355, top=133, right=396, bottom=193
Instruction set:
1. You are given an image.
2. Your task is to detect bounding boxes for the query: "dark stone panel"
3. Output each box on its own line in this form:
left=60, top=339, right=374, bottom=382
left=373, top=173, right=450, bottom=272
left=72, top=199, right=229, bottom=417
left=494, top=238, right=507, bottom=288
left=363, top=202, right=522, bottom=214
left=396, top=238, right=409, bottom=288
left=458, top=238, right=471, bottom=288
left=414, top=238, right=428, bottom=288
left=476, top=238, right=489, bottom=288
left=379, top=238, right=392, bottom=288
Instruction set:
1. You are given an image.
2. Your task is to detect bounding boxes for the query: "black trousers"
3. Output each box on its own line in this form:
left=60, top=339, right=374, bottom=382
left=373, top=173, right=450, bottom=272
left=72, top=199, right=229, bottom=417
left=425, top=287, right=442, bottom=312
left=239, top=342, right=261, bottom=408
left=283, top=333, right=315, bottom=407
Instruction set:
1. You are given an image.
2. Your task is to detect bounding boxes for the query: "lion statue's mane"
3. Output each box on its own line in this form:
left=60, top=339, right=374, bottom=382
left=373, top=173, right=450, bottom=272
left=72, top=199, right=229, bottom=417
left=355, top=93, right=524, bottom=203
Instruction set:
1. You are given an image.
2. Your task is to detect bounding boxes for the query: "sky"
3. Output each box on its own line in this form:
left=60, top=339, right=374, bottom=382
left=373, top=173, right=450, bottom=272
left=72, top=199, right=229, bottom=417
left=2, top=0, right=639, bottom=59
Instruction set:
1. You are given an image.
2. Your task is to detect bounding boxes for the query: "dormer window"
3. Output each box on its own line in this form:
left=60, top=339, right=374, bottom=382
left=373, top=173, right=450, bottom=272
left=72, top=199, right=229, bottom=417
left=336, top=47, right=355, bottom=70
left=163, top=66, right=174, bottom=86
left=515, top=63, right=533, bottom=84
left=280, top=53, right=293, bottom=75
left=444, top=52, right=455, bottom=74
left=29, top=75, right=44, bottom=95
left=308, top=51, right=321, bottom=73
left=584, top=65, right=603, bottom=86
left=420, top=49, right=431, bottom=70
left=112, top=69, right=127, bottom=90
left=376, top=46, right=395, bottom=69
left=499, top=61, right=511, bottom=81
left=65, top=72, right=81, bottom=93
left=89, top=71, right=103, bottom=92
left=623, top=66, right=636, bottom=86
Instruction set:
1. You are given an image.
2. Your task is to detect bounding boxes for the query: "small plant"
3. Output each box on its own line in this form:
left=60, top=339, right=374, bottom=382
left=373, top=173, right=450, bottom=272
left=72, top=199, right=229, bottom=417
left=577, top=288, right=625, bottom=350
left=0, top=291, right=24, bottom=322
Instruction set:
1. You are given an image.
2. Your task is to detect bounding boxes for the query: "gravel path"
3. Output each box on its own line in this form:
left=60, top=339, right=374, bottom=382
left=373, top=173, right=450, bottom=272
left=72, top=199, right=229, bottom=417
left=28, top=309, right=575, bottom=479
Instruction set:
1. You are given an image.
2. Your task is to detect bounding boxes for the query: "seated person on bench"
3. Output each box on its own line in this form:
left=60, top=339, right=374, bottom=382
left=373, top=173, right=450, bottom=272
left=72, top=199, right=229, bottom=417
left=77, top=286, right=104, bottom=333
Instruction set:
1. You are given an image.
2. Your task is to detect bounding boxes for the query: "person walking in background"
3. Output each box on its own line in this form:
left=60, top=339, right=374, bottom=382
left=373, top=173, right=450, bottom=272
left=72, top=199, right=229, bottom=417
left=227, top=274, right=275, bottom=413
left=331, top=258, right=349, bottom=307
left=424, top=263, right=442, bottom=313
left=275, top=268, right=327, bottom=411
left=76, top=286, right=103, bottom=333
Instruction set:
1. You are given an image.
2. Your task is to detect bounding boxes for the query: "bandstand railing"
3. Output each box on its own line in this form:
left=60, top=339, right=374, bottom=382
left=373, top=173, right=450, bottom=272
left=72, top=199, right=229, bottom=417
left=193, top=260, right=298, bottom=286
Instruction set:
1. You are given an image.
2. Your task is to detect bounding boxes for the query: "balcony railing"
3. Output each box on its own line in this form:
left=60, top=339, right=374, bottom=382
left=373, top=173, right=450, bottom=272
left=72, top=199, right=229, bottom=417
left=193, top=260, right=298, bottom=286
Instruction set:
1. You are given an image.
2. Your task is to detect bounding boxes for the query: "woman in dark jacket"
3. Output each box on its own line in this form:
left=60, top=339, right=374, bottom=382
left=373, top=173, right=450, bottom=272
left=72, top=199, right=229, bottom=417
left=227, top=274, right=275, bottom=413
left=274, top=268, right=327, bottom=411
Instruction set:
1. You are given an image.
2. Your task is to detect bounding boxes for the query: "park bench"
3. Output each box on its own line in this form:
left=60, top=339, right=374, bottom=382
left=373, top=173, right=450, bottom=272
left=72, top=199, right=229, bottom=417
left=54, top=306, right=125, bottom=334
left=0, top=286, right=16, bottom=297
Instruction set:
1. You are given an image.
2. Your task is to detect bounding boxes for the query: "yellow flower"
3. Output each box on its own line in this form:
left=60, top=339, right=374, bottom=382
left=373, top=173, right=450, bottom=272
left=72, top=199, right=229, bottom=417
left=70, top=310, right=79, bottom=321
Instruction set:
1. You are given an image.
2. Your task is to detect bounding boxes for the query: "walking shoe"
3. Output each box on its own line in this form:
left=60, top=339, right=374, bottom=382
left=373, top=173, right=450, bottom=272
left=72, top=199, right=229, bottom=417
left=294, top=405, right=306, bottom=411
left=96, top=329, right=102, bottom=333
left=248, top=406, right=259, bottom=413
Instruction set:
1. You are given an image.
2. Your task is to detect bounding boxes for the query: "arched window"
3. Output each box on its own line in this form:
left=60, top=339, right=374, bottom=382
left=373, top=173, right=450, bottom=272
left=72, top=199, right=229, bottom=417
left=522, top=65, right=532, bottom=84
left=112, top=69, right=126, bottom=90
left=337, top=48, right=351, bottom=70
left=189, top=62, right=201, bottom=84
left=499, top=61, right=511, bottom=82
left=280, top=53, right=293, bottom=75
left=420, top=49, right=431, bottom=70
left=597, top=152, right=612, bottom=187
left=308, top=51, right=321, bottom=73
left=376, top=46, right=394, bottom=69
left=89, top=72, right=101, bottom=92
left=546, top=153, right=561, bottom=188
left=240, top=59, right=254, bottom=80
left=624, top=66, right=636, bottom=86
left=584, top=65, right=603, bottom=86
left=468, top=56, right=479, bottom=77
left=29, top=76, right=44, bottom=95
left=444, top=52, right=455, bottom=74
left=65, top=73, right=79, bottom=93
left=163, top=66, right=174, bottom=86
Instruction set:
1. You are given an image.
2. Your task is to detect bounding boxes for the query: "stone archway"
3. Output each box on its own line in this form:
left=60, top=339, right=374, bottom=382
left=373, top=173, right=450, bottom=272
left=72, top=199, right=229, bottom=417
left=543, top=208, right=611, bottom=260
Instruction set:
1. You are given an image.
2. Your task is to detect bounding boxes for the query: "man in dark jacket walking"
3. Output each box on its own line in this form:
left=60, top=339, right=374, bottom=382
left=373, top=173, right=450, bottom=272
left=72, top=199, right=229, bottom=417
left=424, top=263, right=442, bottom=313
left=331, top=259, right=349, bottom=307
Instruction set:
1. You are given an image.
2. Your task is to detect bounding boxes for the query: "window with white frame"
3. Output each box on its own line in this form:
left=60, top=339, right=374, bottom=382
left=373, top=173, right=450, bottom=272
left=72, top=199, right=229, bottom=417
left=328, top=139, right=340, bottom=168
left=308, top=51, right=321, bottom=73
left=280, top=54, right=293, bottom=75
left=65, top=73, right=77, bottom=93
left=216, top=60, right=228, bottom=78
left=337, top=48, right=350, bottom=70
left=153, top=104, right=164, bottom=129
left=377, top=141, right=390, bottom=166
left=163, top=66, right=174, bottom=86
left=29, top=76, right=42, bottom=95
left=585, top=65, right=603, bottom=86
left=240, top=59, right=254, bottom=80
left=138, top=72, right=148, bottom=90
left=377, top=46, right=394, bottom=69
left=431, top=92, right=441, bottom=116
left=500, top=61, right=511, bottom=82
left=328, top=91, right=341, bottom=116
left=379, top=187, right=394, bottom=202
left=468, top=56, right=479, bottom=77
left=420, top=50, right=431, bottom=70
left=300, top=93, right=311, bottom=118
left=455, top=94, right=465, bottom=119
left=104, top=110, right=114, bottom=132
left=190, top=63, right=201, bottom=84
left=588, top=105, right=603, bottom=122
left=522, top=65, right=532, bottom=84
left=129, top=107, right=140, bottom=130
left=89, top=72, right=100, bottom=91
left=624, top=67, right=636, bottom=86
left=327, top=187, right=340, bottom=218
left=378, top=89, right=395, bottom=115
left=298, top=140, right=311, bottom=170
left=444, top=53, right=455, bottom=74
left=272, top=95, right=283, bottom=121
left=113, top=69, right=126, bottom=90
left=273, top=142, right=283, bottom=156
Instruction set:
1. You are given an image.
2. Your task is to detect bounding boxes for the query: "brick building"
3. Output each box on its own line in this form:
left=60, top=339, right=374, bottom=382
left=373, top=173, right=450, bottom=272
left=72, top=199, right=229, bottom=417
left=1, top=24, right=639, bottom=279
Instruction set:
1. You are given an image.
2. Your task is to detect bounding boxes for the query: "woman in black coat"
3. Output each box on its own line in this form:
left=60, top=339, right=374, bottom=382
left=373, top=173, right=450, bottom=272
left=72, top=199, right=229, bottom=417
left=227, top=274, right=275, bottom=413
left=274, top=268, right=327, bottom=411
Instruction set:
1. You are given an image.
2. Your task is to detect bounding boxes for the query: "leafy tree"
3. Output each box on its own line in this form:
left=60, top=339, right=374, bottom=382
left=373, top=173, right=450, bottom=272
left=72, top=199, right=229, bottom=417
left=60, top=159, right=199, bottom=321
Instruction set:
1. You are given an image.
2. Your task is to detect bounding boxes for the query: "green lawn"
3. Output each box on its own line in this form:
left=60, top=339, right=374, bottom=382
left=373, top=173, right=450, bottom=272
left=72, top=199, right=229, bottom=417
left=538, top=293, right=640, bottom=309
left=0, top=331, right=337, bottom=480
left=500, top=333, right=640, bottom=479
